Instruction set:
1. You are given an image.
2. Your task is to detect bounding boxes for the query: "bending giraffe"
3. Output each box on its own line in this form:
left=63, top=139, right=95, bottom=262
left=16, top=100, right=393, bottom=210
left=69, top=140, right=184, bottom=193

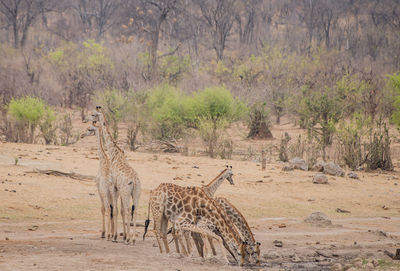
left=90, top=106, right=141, bottom=244
left=214, top=197, right=261, bottom=264
left=145, top=182, right=259, bottom=265
left=189, top=166, right=234, bottom=257
left=80, top=121, right=114, bottom=240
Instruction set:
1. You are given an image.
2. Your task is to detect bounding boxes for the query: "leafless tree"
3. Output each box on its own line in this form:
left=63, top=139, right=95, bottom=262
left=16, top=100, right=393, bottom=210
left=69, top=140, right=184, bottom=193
left=0, top=0, right=57, bottom=48
left=195, top=0, right=236, bottom=60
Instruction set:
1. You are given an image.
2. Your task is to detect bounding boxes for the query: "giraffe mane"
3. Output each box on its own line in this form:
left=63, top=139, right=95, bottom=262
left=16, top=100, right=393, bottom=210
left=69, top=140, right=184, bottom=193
left=203, top=168, right=228, bottom=188
left=97, top=108, right=124, bottom=154
left=220, top=197, right=256, bottom=244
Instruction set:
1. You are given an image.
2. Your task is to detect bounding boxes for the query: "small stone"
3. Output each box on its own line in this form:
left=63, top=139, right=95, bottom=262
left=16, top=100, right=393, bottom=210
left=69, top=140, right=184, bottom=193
left=323, top=162, right=345, bottom=177
left=292, top=253, right=301, bottom=262
left=347, top=172, right=359, bottom=179
left=263, top=251, right=280, bottom=260
left=282, top=163, right=294, bottom=171
left=313, top=174, right=328, bottom=184
left=331, top=263, right=342, bottom=271
left=5, top=237, right=9, bottom=240
left=273, top=240, right=283, bottom=247
left=289, top=157, right=308, bottom=171
left=304, top=212, right=332, bottom=227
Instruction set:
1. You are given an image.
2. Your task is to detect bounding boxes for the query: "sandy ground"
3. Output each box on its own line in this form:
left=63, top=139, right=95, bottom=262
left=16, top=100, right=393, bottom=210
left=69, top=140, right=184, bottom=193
left=1, top=136, right=400, bottom=270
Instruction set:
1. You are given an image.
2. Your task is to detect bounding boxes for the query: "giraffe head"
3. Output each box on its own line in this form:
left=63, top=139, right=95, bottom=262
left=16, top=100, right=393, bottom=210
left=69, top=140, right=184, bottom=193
left=84, top=106, right=106, bottom=124
left=80, top=121, right=98, bottom=138
left=224, top=165, right=234, bottom=185
left=243, top=240, right=261, bottom=265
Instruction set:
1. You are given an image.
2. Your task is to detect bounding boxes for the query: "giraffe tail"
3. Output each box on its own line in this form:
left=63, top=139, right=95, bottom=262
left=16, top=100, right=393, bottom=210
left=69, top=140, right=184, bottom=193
left=143, top=197, right=151, bottom=240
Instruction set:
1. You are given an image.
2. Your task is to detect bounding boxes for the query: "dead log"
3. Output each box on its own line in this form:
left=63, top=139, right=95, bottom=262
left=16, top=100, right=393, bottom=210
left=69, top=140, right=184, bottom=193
left=384, top=249, right=400, bottom=260
left=25, top=169, right=94, bottom=181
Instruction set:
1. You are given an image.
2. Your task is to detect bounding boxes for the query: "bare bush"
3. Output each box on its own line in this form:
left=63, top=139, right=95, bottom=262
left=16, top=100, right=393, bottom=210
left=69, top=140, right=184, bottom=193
left=58, top=114, right=79, bottom=146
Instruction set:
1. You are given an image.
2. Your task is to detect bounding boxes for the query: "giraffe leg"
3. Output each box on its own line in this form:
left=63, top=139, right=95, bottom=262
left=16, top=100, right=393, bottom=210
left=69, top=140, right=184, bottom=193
left=208, top=236, right=217, bottom=256
left=217, top=238, right=229, bottom=264
left=151, top=204, right=164, bottom=253
left=183, top=231, right=193, bottom=255
left=203, top=234, right=209, bottom=257
left=121, top=196, right=131, bottom=245
left=175, top=229, right=188, bottom=256
left=161, top=217, right=170, bottom=253
left=171, top=228, right=180, bottom=253
left=112, top=190, right=119, bottom=242
left=191, top=232, right=204, bottom=257
left=120, top=198, right=127, bottom=241
left=100, top=203, right=105, bottom=239
left=130, top=182, right=140, bottom=245
left=176, top=221, right=230, bottom=264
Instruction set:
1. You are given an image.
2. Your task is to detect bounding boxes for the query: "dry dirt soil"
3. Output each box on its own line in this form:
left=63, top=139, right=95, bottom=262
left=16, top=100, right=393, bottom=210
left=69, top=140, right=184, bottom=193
left=1, top=128, right=400, bottom=270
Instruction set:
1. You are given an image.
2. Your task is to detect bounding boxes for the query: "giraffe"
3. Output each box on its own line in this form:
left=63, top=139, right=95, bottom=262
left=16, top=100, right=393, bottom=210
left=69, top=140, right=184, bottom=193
left=90, top=106, right=141, bottom=244
left=189, top=166, right=234, bottom=257
left=80, top=121, right=114, bottom=240
left=214, top=197, right=261, bottom=264
left=146, top=182, right=258, bottom=265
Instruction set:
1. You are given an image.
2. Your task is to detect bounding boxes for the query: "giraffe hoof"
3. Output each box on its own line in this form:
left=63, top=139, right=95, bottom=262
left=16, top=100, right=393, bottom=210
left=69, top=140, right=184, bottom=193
left=101, top=232, right=105, bottom=238
left=124, top=239, right=130, bottom=245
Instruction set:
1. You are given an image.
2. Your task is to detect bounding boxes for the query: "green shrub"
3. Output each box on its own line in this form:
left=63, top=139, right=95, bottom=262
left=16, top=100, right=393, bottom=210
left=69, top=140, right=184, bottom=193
left=390, top=73, right=400, bottom=127
left=39, top=107, right=57, bottom=145
left=336, top=113, right=371, bottom=170
left=147, top=84, right=187, bottom=139
left=124, top=90, right=149, bottom=151
left=190, top=86, right=247, bottom=157
left=8, top=97, right=46, bottom=143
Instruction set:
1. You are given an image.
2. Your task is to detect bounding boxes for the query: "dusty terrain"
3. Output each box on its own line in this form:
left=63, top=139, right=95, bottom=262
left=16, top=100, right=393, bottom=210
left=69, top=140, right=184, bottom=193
left=1, top=125, right=400, bottom=270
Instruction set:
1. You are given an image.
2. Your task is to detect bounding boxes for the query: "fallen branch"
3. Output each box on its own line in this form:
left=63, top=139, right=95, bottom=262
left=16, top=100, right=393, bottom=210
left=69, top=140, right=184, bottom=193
left=25, top=169, right=94, bottom=181
left=384, top=249, right=400, bottom=260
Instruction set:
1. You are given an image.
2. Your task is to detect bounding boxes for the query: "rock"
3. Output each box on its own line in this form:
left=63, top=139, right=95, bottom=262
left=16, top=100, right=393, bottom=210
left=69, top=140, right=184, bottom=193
left=263, top=251, right=280, bottom=260
left=289, top=157, right=308, bottom=171
left=344, top=266, right=356, bottom=271
left=282, top=163, right=294, bottom=171
left=331, top=263, right=342, bottom=271
left=291, top=253, right=301, bottom=263
left=347, top=172, right=359, bottom=179
left=304, top=212, right=332, bottom=227
left=323, top=162, right=345, bottom=177
left=273, top=241, right=283, bottom=248
left=313, top=174, right=328, bottom=184
left=312, top=161, right=327, bottom=172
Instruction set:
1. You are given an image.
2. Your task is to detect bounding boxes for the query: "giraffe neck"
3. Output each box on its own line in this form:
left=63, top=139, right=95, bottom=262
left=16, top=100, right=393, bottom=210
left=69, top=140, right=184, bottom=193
left=201, top=194, right=243, bottom=259
left=203, top=170, right=227, bottom=197
left=96, top=125, right=109, bottom=166
left=98, top=118, right=123, bottom=162
left=217, top=197, right=256, bottom=245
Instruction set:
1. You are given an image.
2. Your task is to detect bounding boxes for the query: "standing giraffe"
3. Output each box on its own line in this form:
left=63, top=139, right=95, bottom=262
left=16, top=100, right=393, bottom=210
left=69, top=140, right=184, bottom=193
left=80, top=121, right=114, bottom=240
left=146, top=182, right=259, bottom=265
left=91, top=107, right=141, bottom=244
